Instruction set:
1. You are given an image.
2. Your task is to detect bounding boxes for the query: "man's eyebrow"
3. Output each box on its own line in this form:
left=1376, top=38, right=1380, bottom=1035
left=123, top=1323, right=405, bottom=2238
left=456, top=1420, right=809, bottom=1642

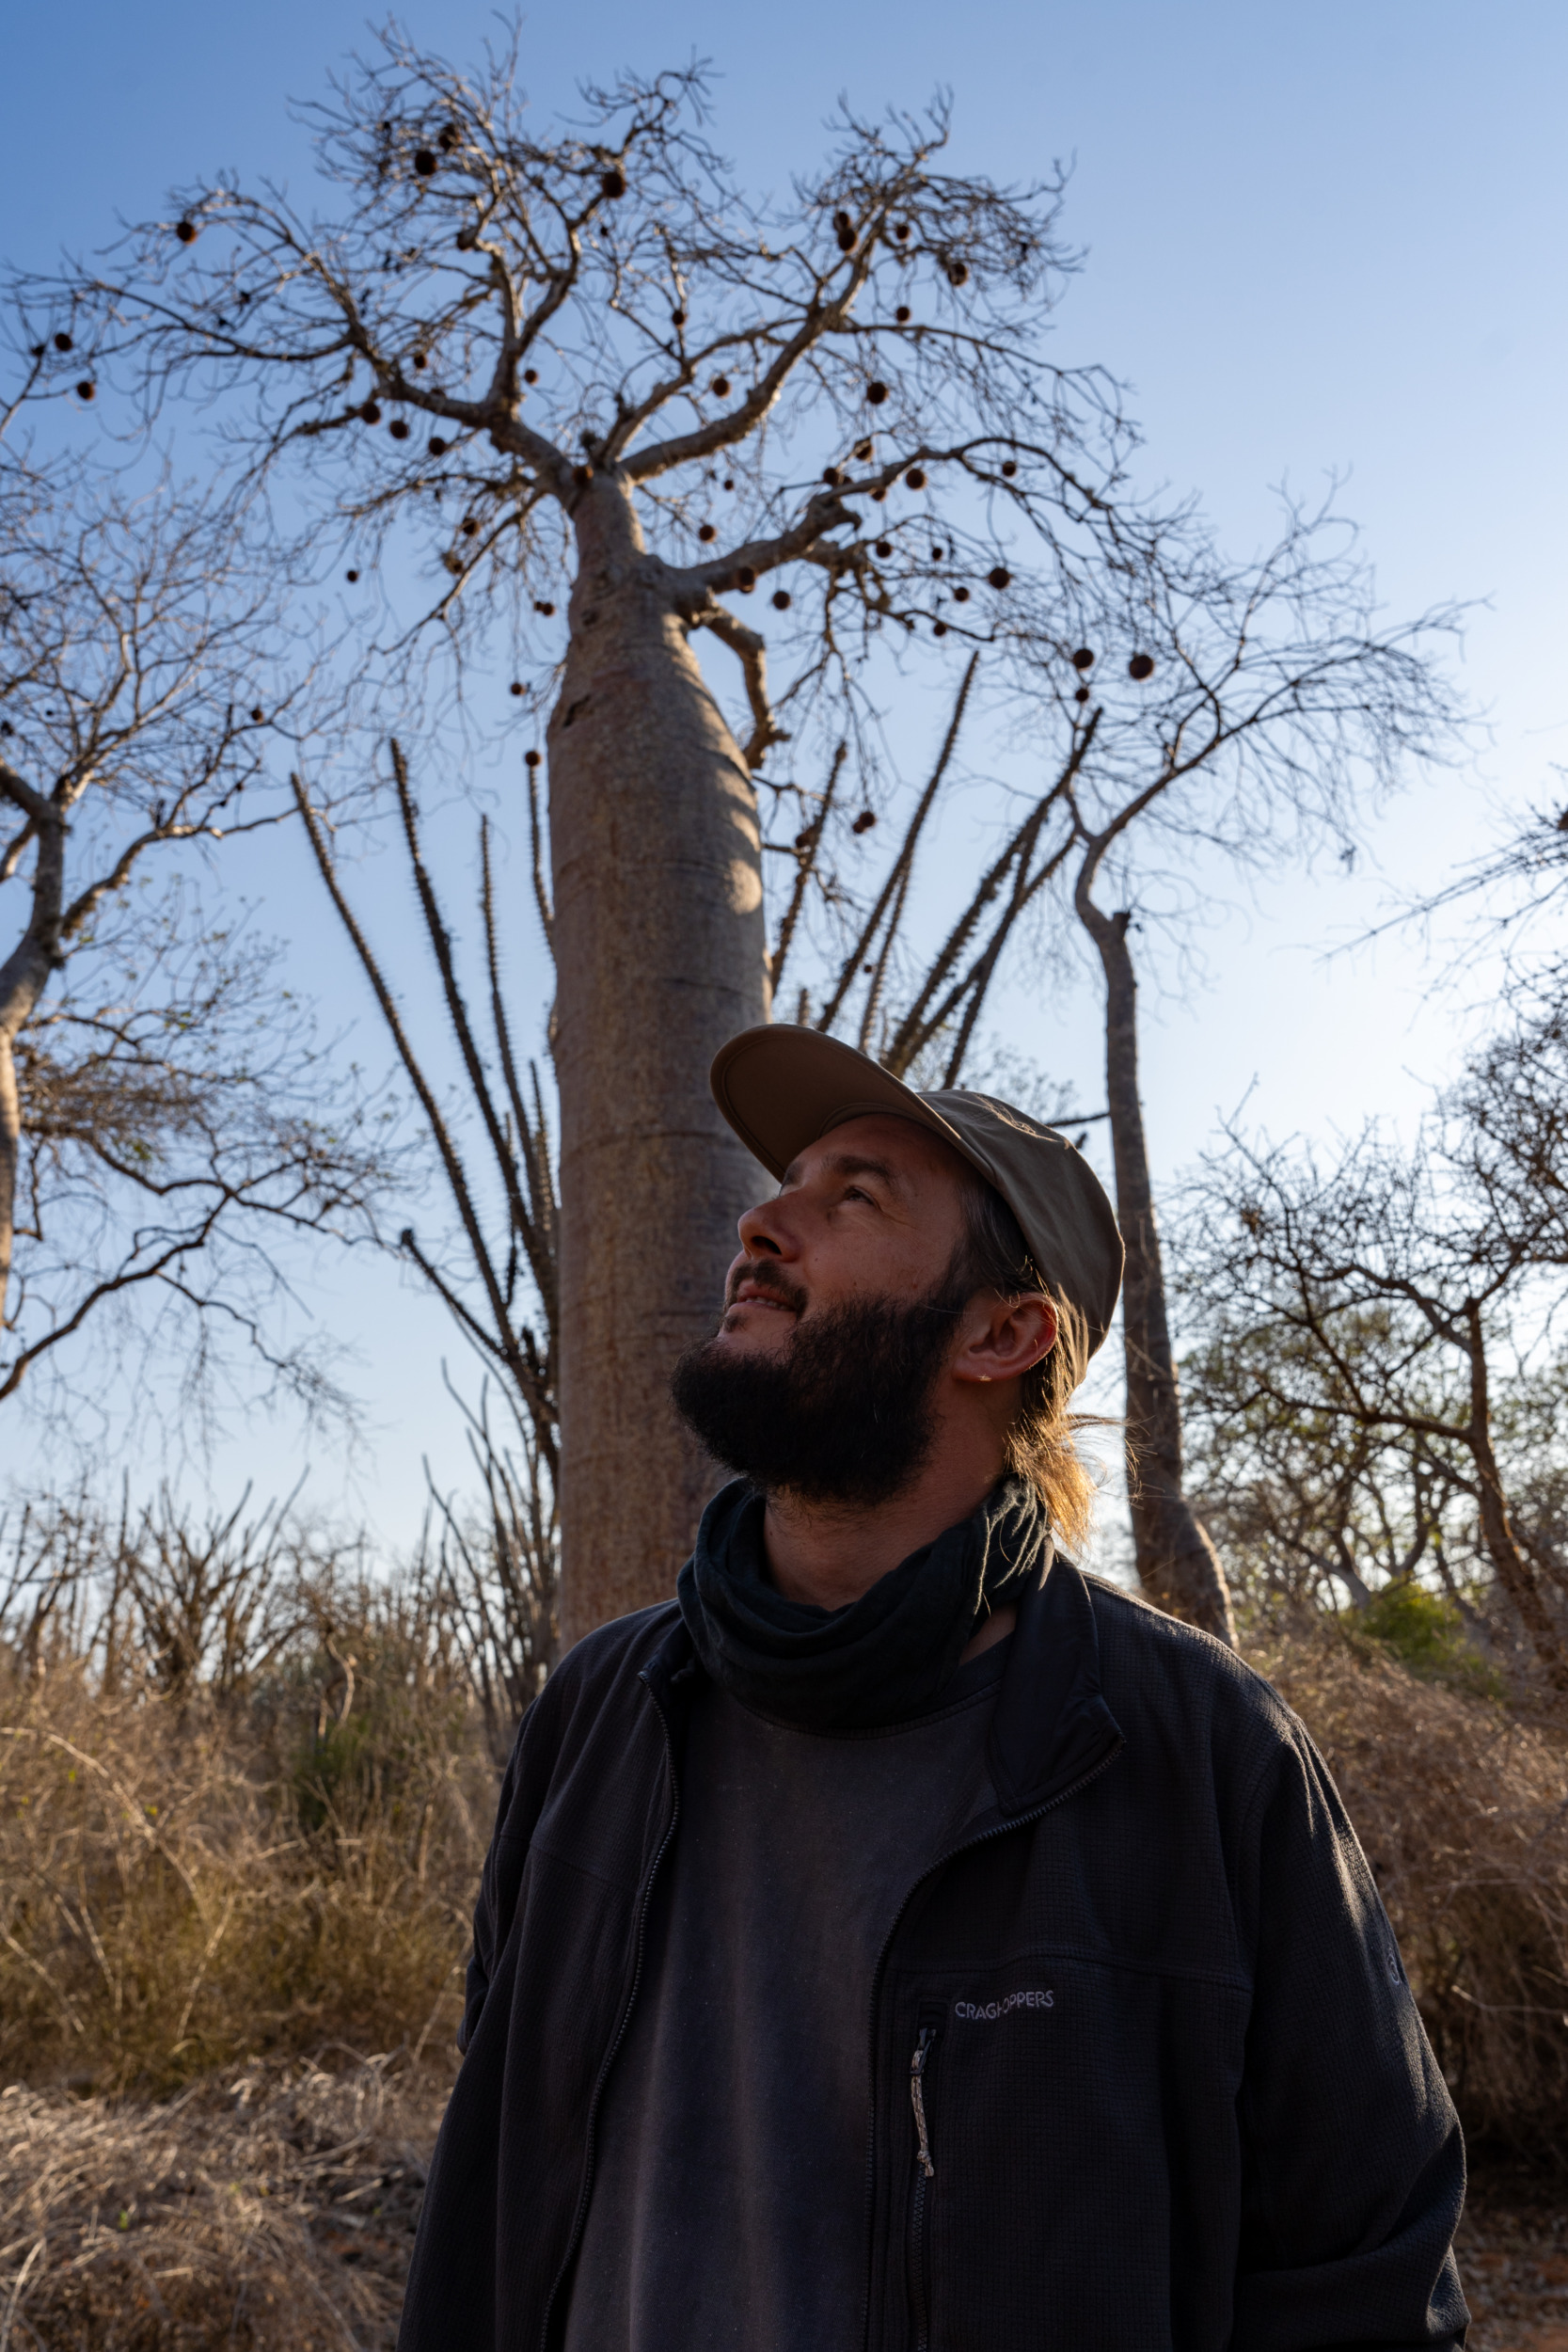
left=778, top=1150, right=904, bottom=1192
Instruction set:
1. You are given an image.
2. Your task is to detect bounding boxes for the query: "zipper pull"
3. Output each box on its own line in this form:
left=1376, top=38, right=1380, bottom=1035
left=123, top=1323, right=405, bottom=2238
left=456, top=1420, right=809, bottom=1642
left=910, top=2027, right=936, bottom=2180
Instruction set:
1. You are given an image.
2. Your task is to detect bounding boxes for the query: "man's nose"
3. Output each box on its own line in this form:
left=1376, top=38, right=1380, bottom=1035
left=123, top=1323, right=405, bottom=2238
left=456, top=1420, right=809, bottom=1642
left=737, top=1196, right=794, bottom=1259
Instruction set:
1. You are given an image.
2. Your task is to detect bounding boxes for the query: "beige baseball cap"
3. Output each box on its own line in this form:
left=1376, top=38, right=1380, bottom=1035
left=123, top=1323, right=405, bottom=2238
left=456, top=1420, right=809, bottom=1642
left=709, top=1025, right=1123, bottom=1382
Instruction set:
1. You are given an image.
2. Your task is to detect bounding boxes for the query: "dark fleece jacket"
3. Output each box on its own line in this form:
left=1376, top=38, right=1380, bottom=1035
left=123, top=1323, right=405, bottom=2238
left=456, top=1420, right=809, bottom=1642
left=398, top=1550, right=1468, bottom=2352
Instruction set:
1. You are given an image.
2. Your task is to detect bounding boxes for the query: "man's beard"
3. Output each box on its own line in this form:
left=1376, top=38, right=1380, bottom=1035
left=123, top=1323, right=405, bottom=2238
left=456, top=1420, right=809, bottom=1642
left=671, top=1266, right=964, bottom=1510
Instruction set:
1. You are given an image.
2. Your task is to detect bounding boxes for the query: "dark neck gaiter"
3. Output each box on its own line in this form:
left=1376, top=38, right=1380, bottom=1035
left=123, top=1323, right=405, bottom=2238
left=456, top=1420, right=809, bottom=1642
left=675, top=1474, right=1052, bottom=1731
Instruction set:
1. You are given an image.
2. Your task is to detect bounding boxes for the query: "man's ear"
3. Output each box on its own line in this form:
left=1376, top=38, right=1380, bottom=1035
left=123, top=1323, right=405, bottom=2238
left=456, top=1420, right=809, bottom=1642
left=952, top=1295, right=1058, bottom=1386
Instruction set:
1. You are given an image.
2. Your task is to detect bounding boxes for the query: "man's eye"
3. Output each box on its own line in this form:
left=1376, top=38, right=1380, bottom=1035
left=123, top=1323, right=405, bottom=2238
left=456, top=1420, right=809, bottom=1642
left=844, top=1186, right=874, bottom=1205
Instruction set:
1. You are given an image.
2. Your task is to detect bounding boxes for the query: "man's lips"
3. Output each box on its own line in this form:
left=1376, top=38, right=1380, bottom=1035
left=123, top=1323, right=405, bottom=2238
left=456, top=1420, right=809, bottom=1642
left=726, top=1277, right=802, bottom=1317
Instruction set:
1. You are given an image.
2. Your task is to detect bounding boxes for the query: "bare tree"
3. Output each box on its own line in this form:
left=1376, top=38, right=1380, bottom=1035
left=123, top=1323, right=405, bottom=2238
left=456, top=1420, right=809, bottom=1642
left=291, top=740, right=559, bottom=1494
left=0, top=430, right=387, bottom=1428
left=1176, top=1059, right=1568, bottom=1689
left=790, top=500, right=1465, bottom=1641
left=426, top=1375, right=558, bottom=1763
left=7, top=900, right=387, bottom=1432
left=18, top=28, right=1150, bottom=1631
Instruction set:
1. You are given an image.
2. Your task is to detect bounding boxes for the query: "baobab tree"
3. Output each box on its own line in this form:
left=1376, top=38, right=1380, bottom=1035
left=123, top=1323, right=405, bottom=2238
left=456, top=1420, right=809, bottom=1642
left=20, top=31, right=1149, bottom=1630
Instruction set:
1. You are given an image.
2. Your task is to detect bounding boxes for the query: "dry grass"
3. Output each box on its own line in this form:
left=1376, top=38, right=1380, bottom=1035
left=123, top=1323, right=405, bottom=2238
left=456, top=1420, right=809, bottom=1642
left=0, top=2056, right=453, bottom=2350
left=5, top=1495, right=1567, bottom=2344
left=1256, top=1621, right=1568, bottom=2159
left=0, top=1557, right=499, bottom=2095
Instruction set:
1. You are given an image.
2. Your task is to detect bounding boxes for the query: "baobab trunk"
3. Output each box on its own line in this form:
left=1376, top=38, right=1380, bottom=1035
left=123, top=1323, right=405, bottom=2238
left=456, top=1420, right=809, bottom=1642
left=1074, top=878, right=1236, bottom=1645
left=548, top=478, right=769, bottom=1644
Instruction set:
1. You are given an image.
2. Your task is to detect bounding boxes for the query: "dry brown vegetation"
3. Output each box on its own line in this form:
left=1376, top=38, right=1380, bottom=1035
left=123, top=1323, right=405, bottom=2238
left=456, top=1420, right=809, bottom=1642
left=0, top=2057, right=449, bottom=2351
left=0, top=1497, right=507, bottom=2099
left=1256, top=1620, right=1568, bottom=2162
left=3, top=1491, right=1566, bottom=2342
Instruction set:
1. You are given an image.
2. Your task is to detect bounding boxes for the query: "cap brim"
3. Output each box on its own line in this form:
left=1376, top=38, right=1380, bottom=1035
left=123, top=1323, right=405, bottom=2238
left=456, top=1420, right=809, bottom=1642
left=710, top=1025, right=981, bottom=1184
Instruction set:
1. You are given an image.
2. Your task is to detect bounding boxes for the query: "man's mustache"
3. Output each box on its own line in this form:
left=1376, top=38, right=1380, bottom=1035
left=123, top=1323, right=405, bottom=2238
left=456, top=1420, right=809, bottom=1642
left=722, top=1263, right=809, bottom=1317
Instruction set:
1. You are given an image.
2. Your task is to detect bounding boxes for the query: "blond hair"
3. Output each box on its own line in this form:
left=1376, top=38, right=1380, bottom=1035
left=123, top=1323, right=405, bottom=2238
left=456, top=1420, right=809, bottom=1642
left=952, top=1173, right=1101, bottom=1552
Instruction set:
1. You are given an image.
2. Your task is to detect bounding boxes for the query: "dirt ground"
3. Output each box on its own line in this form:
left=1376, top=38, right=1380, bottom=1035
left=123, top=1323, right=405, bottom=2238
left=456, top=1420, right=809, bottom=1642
left=1458, top=2171, right=1568, bottom=2350
left=4, top=2063, right=1564, bottom=2347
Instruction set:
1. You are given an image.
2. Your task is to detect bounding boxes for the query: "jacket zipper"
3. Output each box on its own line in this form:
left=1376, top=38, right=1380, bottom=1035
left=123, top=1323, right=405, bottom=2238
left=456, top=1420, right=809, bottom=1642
left=907, top=2026, right=938, bottom=2352
left=538, top=1675, right=682, bottom=2352
left=859, top=1737, right=1125, bottom=2352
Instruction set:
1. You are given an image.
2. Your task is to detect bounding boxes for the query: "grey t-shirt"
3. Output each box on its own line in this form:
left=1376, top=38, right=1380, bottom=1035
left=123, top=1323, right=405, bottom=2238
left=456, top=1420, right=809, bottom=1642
left=562, top=1640, right=1009, bottom=2352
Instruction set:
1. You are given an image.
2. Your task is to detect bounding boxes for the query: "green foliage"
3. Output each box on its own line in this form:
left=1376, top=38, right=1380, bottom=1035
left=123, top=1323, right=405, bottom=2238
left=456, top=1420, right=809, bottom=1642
left=1353, top=1579, right=1505, bottom=1698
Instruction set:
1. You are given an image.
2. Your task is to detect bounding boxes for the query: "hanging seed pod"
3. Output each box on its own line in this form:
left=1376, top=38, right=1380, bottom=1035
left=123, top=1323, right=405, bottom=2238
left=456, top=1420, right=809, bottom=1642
left=413, top=351, right=428, bottom=370
left=601, top=167, right=626, bottom=199
left=510, top=681, right=525, bottom=697
left=866, top=380, right=889, bottom=405
left=698, top=523, right=717, bottom=543
left=736, top=565, right=756, bottom=593
left=429, top=436, right=449, bottom=456
left=875, top=540, right=893, bottom=558
left=388, top=418, right=410, bottom=440
left=361, top=400, right=382, bottom=424
left=823, top=466, right=844, bottom=486
left=75, top=380, right=95, bottom=402
left=1129, top=652, right=1156, bottom=681
left=249, top=707, right=265, bottom=723
left=28, top=343, right=44, bottom=358
left=934, top=620, right=948, bottom=636
left=437, top=123, right=459, bottom=151
left=346, top=569, right=360, bottom=582
left=671, top=309, right=688, bottom=328
left=930, top=544, right=945, bottom=561
left=771, top=589, right=791, bottom=611
left=723, top=477, right=736, bottom=491
left=534, top=599, right=556, bottom=615
left=836, top=225, right=856, bottom=252
left=414, top=149, right=437, bottom=176
left=832, top=209, right=852, bottom=236
left=176, top=218, right=198, bottom=245
left=988, top=566, right=1011, bottom=590
left=851, top=809, right=877, bottom=834
left=905, top=468, right=927, bottom=490
left=461, top=517, right=479, bottom=537
left=947, top=261, right=970, bottom=287
left=954, top=585, right=970, bottom=602
left=871, top=487, right=887, bottom=502
left=523, top=368, right=539, bottom=386
left=895, top=305, right=911, bottom=323
left=854, top=439, right=873, bottom=460
left=1071, top=647, right=1095, bottom=671
left=794, top=827, right=815, bottom=850
left=525, top=749, right=542, bottom=769
left=1001, top=459, right=1018, bottom=479
left=894, top=222, right=911, bottom=243
left=54, top=332, right=73, bottom=353
left=711, top=374, right=732, bottom=397
left=1074, top=685, right=1090, bottom=705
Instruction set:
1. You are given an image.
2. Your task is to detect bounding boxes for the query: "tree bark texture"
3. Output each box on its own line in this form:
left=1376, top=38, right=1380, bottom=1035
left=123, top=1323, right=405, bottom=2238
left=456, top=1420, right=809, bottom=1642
left=1075, top=877, right=1237, bottom=1645
left=549, top=479, right=769, bottom=1644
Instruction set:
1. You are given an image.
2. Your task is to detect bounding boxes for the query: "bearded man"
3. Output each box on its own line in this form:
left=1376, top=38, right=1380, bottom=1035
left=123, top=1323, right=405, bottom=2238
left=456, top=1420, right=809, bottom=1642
left=399, top=1027, right=1467, bottom=2352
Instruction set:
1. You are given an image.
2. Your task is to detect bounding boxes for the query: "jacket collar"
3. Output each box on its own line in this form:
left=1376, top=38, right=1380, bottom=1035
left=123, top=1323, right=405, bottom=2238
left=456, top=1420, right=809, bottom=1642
left=642, top=1543, right=1123, bottom=1817
left=988, top=1549, right=1123, bottom=1814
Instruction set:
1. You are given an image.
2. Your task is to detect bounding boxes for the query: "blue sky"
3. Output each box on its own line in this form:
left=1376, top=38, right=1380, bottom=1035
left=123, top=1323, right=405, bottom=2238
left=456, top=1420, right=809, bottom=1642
left=6, top=0, right=1566, bottom=1552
